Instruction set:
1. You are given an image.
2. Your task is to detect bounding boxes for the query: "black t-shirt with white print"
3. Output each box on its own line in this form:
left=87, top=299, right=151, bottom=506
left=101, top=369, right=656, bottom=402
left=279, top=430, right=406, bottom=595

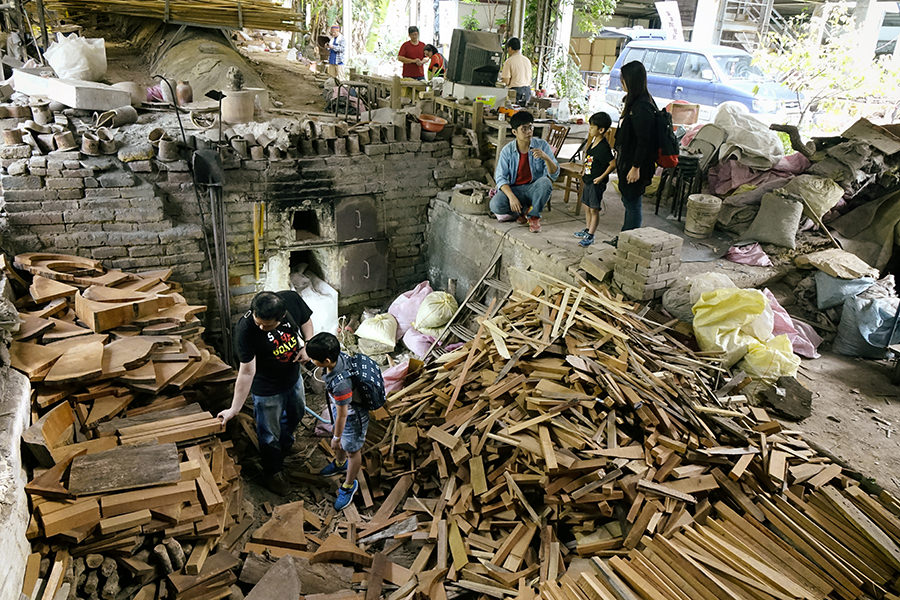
left=234, top=290, right=313, bottom=396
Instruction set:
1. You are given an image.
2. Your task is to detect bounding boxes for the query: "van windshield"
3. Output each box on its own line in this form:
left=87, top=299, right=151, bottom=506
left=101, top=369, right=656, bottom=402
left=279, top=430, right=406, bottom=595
left=713, top=54, right=764, bottom=81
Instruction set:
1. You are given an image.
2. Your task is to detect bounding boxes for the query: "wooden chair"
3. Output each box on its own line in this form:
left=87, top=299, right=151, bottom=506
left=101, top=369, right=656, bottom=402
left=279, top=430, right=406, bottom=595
left=553, top=135, right=591, bottom=216
left=544, top=124, right=570, bottom=212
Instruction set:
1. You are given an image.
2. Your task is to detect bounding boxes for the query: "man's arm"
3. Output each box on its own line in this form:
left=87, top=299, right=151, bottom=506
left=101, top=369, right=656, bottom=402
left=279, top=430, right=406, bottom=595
left=500, top=61, right=510, bottom=86
left=532, top=140, right=559, bottom=178
left=298, top=319, right=314, bottom=361
left=217, top=358, right=255, bottom=424
left=398, top=45, right=417, bottom=64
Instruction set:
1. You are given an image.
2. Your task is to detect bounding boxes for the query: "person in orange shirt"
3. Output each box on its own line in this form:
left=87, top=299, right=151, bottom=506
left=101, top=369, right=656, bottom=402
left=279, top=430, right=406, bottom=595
left=423, top=44, right=445, bottom=80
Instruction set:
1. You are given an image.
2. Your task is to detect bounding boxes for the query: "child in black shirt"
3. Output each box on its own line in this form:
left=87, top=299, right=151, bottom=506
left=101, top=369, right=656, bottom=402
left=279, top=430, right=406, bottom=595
left=574, top=112, right=616, bottom=247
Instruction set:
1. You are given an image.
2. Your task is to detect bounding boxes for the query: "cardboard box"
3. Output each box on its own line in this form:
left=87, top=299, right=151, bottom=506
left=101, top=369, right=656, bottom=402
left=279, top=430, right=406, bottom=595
left=577, top=53, right=592, bottom=69
left=590, top=55, right=608, bottom=72
left=571, top=37, right=593, bottom=55
left=592, top=38, right=618, bottom=56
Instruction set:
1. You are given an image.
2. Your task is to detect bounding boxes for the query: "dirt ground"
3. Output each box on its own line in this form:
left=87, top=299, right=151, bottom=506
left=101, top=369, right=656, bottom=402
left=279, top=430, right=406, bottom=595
left=797, top=352, right=900, bottom=492
left=236, top=49, right=325, bottom=112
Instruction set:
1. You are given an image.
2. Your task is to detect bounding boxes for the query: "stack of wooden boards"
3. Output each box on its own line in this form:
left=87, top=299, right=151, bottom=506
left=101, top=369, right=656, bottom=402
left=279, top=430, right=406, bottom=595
left=4, top=253, right=249, bottom=600
left=278, top=271, right=900, bottom=600
left=42, top=0, right=304, bottom=31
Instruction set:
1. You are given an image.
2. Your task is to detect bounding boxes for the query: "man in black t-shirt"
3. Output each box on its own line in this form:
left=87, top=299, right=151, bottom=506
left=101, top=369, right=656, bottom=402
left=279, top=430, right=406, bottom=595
left=217, top=291, right=314, bottom=495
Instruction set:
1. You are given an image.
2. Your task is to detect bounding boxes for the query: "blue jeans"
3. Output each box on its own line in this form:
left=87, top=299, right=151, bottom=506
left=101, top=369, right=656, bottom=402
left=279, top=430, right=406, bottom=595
left=621, top=189, right=643, bottom=231
left=513, top=86, right=531, bottom=106
left=490, top=176, right=553, bottom=219
left=252, top=377, right=306, bottom=475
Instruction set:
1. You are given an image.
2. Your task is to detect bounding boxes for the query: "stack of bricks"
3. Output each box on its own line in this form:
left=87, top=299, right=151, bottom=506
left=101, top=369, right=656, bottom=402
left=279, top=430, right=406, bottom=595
left=613, top=227, right=682, bottom=301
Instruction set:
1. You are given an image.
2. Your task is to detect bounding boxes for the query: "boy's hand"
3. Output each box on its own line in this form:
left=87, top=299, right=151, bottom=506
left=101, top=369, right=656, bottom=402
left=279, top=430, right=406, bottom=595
left=593, top=176, right=606, bottom=184
left=295, top=347, right=309, bottom=363
left=330, top=436, right=342, bottom=451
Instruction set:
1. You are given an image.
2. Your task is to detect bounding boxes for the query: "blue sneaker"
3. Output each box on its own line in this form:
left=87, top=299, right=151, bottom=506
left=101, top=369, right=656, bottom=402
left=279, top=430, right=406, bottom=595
left=334, top=480, right=359, bottom=510
left=579, top=234, right=595, bottom=247
left=574, top=228, right=590, bottom=238
left=319, top=460, right=347, bottom=476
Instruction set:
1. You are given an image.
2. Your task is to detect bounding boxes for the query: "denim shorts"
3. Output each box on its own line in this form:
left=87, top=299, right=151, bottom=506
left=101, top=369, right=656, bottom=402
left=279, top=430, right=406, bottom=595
left=338, top=407, right=369, bottom=454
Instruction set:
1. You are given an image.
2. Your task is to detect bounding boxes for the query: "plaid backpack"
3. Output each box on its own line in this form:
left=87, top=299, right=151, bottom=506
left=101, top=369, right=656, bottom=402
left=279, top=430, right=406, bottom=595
left=327, top=353, right=386, bottom=412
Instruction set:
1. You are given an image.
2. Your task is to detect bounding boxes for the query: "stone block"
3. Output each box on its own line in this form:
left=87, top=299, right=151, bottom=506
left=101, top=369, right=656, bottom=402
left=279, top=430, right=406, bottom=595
left=2, top=201, right=41, bottom=212
left=57, top=189, right=85, bottom=200
left=363, top=144, right=389, bottom=156
left=1, top=175, right=41, bottom=189
left=29, top=168, right=46, bottom=176
left=91, top=246, right=127, bottom=259
left=45, top=177, right=84, bottom=189
left=128, top=160, right=153, bottom=173
left=4, top=189, right=53, bottom=202
left=98, top=172, right=136, bottom=188
left=7, top=211, right=63, bottom=226
left=0, top=145, right=32, bottom=159
left=28, top=157, right=46, bottom=168
left=7, top=160, right=28, bottom=176
left=84, top=177, right=99, bottom=188
left=64, top=168, right=92, bottom=177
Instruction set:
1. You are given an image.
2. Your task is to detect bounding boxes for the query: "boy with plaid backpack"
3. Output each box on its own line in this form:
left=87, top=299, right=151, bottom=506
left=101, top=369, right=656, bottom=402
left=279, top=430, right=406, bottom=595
left=306, top=332, right=385, bottom=510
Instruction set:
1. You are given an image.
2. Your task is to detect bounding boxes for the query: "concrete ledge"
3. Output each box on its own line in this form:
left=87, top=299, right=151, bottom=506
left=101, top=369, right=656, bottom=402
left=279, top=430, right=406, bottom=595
left=0, top=366, right=31, bottom=598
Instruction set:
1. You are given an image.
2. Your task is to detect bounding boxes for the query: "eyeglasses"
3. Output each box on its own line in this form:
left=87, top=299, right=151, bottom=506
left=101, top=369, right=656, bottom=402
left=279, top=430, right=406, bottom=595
left=517, top=124, right=534, bottom=131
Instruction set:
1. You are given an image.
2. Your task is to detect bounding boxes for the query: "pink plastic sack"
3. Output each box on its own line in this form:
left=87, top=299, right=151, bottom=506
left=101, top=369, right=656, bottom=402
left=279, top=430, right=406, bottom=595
left=389, top=281, right=433, bottom=339
left=382, top=360, right=410, bottom=395
left=403, top=328, right=436, bottom=357
left=763, top=289, right=821, bottom=359
left=725, top=243, right=773, bottom=267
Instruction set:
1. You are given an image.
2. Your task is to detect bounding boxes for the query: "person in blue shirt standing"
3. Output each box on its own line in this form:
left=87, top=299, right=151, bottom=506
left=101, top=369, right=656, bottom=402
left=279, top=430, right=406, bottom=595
left=490, top=111, right=559, bottom=233
left=326, top=25, right=346, bottom=80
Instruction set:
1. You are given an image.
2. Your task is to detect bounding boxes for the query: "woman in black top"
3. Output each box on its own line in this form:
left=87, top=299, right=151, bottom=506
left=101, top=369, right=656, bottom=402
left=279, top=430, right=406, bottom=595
left=614, top=61, right=658, bottom=232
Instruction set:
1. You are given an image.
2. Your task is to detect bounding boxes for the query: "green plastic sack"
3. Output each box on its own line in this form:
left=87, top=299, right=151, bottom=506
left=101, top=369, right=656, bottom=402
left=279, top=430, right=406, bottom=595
left=414, top=291, right=458, bottom=330
left=739, top=335, right=800, bottom=380
left=356, top=313, right=398, bottom=354
left=691, top=288, right=774, bottom=367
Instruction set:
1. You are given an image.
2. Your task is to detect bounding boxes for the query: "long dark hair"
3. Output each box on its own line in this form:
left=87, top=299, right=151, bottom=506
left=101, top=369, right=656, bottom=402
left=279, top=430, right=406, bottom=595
left=621, top=61, right=650, bottom=117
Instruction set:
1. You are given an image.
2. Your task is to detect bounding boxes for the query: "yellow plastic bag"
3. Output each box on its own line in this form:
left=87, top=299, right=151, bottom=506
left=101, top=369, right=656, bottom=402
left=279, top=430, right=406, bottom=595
left=739, top=335, right=800, bottom=380
left=691, top=288, right=773, bottom=367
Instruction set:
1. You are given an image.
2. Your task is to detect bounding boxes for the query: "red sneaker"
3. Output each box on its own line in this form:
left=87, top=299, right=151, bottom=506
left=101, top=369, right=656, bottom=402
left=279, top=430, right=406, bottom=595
left=516, top=215, right=527, bottom=225
left=528, top=217, right=541, bottom=233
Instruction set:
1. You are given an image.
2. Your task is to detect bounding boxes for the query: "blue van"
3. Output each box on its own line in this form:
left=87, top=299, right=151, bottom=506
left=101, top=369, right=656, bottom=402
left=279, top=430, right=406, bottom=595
left=606, top=40, right=800, bottom=124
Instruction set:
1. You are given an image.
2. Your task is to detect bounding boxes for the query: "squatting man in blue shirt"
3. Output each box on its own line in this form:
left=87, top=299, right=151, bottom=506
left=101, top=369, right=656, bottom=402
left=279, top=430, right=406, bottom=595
left=490, top=110, right=559, bottom=233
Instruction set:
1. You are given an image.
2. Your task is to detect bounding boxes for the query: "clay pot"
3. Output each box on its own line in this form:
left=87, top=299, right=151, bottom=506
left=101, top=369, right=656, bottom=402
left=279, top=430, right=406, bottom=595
left=148, top=128, right=166, bottom=146
left=3, top=129, right=23, bottom=145
left=53, top=131, right=77, bottom=151
left=222, top=90, right=255, bottom=124
left=31, top=101, right=52, bottom=125
left=230, top=137, right=249, bottom=157
left=157, top=138, right=179, bottom=161
left=81, top=132, right=100, bottom=156
left=176, top=81, right=193, bottom=106
left=249, top=145, right=265, bottom=160
left=97, top=105, right=138, bottom=128
left=111, top=82, right=145, bottom=108
left=97, top=128, right=117, bottom=155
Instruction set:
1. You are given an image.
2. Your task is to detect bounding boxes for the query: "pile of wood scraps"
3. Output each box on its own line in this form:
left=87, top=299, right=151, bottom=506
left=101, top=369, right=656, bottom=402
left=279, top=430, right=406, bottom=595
left=4, top=252, right=247, bottom=600
left=285, top=271, right=900, bottom=600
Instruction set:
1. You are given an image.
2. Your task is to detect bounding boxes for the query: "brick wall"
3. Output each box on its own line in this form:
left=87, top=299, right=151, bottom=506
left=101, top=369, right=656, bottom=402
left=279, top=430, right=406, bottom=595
left=0, top=115, right=484, bottom=342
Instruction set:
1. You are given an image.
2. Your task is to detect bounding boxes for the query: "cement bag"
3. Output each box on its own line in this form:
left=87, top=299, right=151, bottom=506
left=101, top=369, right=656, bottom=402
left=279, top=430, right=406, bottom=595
left=414, top=291, right=458, bottom=330
left=691, top=288, right=775, bottom=367
left=389, top=281, right=432, bottom=339
left=781, top=175, right=844, bottom=219
left=356, top=313, right=398, bottom=355
left=738, top=335, right=801, bottom=381
left=833, top=296, right=900, bottom=359
left=689, top=272, right=737, bottom=305
left=740, top=193, right=804, bottom=249
left=45, top=34, right=107, bottom=81
left=814, top=271, right=875, bottom=309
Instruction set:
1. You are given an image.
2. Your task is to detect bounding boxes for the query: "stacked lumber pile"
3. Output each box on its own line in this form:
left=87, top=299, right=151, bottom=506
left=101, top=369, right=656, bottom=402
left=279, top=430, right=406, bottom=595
left=43, top=0, right=304, bottom=32
left=3, top=253, right=248, bottom=600
left=285, top=272, right=900, bottom=600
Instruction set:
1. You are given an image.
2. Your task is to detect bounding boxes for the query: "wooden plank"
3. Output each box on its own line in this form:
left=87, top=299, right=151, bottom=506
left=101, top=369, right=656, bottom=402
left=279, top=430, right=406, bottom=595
left=39, top=499, right=101, bottom=537
left=98, top=509, right=152, bottom=535
left=368, top=474, right=412, bottom=526
left=186, top=539, right=214, bottom=576
left=30, top=275, right=77, bottom=303
left=68, top=442, right=180, bottom=495
left=42, top=341, right=104, bottom=386
left=250, top=500, right=306, bottom=550
left=470, top=456, right=487, bottom=495
left=365, top=553, right=388, bottom=600
left=448, top=519, right=468, bottom=571
left=100, top=480, right=197, bottom=518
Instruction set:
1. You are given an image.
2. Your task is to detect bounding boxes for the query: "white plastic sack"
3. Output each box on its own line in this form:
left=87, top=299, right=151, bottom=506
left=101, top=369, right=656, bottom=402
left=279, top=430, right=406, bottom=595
left=291, top=272, right=338, bottom=335
left=689, top=272, right=737, bottom=306
left=414, top=291, right=458, bottom=330
left=356, top=313, right=398, bottom=354
left=45, top=34, right=107, bottom=81
left=714, top=103, right=784, bottom=169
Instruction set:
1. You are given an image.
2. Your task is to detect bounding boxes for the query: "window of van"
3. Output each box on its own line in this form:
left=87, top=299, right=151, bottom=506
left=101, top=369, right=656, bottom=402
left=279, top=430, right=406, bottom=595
left=681, top=53, right=714, bottom=80
left=621, top=47, right=645, bottom=65
left=647, top=50, right=680, bottom=75
left=713, top=54, right=764, bottom=81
